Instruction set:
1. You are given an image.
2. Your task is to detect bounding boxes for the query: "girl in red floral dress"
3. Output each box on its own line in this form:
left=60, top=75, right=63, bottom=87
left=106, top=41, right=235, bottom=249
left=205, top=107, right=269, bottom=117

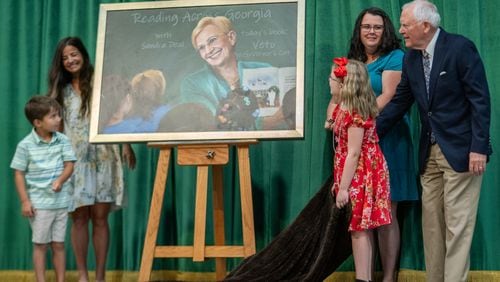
left=329, top=57, right=391, bottom=282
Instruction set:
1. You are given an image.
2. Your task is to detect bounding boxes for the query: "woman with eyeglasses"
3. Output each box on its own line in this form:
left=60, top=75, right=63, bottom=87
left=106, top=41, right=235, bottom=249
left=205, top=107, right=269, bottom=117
left=348, top=7, right=419, bottom=282
left=179, top=16, right=272, bottom=130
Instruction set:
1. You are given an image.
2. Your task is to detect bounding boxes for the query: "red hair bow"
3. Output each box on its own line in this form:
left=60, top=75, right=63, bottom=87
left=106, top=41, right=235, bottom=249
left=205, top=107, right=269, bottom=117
left=332, top=57, right=348, bottom=80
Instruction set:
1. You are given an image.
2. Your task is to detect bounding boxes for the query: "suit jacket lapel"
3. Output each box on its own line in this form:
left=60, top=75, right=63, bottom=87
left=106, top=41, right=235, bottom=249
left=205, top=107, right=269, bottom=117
left=428, top=29, right=447, bottom=105
left=410, top=50, right=430, bottom=109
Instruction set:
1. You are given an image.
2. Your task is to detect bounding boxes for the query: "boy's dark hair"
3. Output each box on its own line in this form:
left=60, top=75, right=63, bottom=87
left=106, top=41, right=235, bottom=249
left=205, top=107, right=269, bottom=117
left=24, top=96, right=61, bottom=125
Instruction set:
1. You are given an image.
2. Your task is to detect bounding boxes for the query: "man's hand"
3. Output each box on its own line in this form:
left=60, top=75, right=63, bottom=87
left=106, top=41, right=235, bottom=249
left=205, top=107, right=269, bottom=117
left=469, top=152, right=487, bottom=176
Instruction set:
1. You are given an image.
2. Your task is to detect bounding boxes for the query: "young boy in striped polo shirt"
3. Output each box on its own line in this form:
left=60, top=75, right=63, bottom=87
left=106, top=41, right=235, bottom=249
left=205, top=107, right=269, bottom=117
left=11, top=96, right=76, bottom=282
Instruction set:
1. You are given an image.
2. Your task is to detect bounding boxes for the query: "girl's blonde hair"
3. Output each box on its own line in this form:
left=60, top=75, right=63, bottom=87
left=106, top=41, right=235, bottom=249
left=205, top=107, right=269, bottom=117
left=337, top=59, right=378, bottom=119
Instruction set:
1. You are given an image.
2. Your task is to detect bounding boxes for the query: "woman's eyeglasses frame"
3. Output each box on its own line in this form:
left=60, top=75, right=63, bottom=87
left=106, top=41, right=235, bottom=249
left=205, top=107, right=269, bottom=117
left=360, top=24, right=384, bottom=33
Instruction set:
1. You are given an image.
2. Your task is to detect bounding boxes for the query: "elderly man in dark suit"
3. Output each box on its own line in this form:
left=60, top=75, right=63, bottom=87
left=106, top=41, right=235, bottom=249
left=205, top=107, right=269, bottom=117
left=376, top=1, right=491, bottom=281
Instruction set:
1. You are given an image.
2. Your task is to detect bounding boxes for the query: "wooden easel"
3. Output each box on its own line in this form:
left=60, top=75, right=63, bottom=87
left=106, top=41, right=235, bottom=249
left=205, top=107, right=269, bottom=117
left=138, top=140, right=258, bottom=282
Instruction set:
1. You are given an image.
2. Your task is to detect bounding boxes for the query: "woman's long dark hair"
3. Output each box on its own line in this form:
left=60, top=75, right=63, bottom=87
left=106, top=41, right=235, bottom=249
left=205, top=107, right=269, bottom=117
left=347, top=7, right=401, bottom=62
left=48, top=37, right=94, bottom=117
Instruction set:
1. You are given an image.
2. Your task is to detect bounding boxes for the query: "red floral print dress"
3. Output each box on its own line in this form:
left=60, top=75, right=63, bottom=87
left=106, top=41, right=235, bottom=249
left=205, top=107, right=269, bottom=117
left=332, top=105, right=391, bottom=231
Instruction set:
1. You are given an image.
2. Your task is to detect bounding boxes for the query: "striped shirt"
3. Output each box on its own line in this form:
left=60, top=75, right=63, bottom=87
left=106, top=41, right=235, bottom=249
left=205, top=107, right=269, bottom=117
left=10, top=129, right=77, bottom=209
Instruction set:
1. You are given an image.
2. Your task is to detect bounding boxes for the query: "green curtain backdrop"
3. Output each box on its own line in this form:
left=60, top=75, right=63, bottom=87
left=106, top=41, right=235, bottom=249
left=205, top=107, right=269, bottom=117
left=1, top=0, right=498, bottom=279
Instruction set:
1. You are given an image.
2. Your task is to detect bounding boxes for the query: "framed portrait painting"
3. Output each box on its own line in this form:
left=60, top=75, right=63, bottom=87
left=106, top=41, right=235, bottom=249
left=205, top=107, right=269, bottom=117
left=89, top=0, right=305, bottom=143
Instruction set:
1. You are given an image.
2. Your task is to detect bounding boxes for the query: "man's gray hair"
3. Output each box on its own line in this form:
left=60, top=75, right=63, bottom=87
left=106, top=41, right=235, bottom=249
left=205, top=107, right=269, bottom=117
left=403, top=0, right=441, bottom=27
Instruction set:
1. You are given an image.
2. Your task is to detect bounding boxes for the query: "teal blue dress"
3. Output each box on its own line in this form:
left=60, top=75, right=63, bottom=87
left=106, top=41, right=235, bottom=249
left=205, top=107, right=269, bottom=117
left=368, top=49, right=419, bottom=201
left=180, top=61, right=271, bottom=115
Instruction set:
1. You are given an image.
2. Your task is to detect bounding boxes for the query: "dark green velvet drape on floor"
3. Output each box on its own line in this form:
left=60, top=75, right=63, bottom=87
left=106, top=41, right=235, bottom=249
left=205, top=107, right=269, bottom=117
left=1, top=0, right=498, bottom=276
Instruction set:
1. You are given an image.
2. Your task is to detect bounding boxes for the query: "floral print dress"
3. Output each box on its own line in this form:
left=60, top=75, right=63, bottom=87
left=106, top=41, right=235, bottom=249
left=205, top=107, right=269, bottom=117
left=63, top=85, right=125, bottom=212
left=332, top=105, right=391, bottom=231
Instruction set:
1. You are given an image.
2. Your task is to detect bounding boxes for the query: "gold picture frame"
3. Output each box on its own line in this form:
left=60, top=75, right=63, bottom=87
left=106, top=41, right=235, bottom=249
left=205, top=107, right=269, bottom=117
left=89, top=0, right=305, bottom=143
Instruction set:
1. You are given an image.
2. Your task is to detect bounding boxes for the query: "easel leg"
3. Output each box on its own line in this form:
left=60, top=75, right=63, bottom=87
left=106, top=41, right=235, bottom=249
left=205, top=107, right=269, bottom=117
left=193, top=165, right=209, bottom=261
left=139, top=148, right=171, bottom=282
left=213, top=165, right=227, bottom=280
left=237, top=145, right=256, bottom=256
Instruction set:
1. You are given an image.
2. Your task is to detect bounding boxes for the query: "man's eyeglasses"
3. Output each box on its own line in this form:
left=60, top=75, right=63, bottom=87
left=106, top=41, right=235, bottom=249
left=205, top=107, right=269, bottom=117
left=360, top=24, right=384, bottom=33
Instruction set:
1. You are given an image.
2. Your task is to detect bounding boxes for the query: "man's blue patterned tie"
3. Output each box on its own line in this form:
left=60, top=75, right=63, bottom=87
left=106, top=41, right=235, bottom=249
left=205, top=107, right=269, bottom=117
left=423, top=50, right=431, bottom=99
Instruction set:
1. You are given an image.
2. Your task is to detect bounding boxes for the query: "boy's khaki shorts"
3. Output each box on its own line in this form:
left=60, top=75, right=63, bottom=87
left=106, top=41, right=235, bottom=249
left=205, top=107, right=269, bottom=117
left=29, top=208, right=68, bottom=244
